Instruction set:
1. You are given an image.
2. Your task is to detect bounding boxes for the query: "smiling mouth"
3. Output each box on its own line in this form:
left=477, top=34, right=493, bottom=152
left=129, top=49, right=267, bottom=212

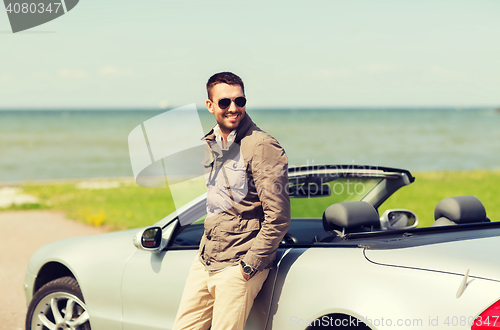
left=226, top=113, right=240, bottom=121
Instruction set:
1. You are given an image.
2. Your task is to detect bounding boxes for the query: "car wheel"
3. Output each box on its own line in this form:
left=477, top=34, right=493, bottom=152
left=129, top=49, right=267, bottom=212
left=26, top=276, right=91, bottom=330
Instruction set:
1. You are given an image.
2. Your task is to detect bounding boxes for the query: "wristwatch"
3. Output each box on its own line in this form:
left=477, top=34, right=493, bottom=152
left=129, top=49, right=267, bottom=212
left=240, top=260, right=255, bottom=276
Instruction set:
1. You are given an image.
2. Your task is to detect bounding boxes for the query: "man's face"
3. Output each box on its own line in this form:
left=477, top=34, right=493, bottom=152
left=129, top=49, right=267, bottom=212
left=206, top=83, right=246, bottom=136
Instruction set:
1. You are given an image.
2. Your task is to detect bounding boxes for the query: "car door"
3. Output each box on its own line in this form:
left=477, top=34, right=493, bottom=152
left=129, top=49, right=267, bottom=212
left=120, top=219, right=199, bottom=330
left=120, top=218, right=284, bottom=330
left=121, top=248, right=197, bottom=330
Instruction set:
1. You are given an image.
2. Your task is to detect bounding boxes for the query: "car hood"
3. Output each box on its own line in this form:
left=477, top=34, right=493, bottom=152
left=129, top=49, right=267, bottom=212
left=364, top=236, right=500, bottom=282
left=26, top=228, right=140, bottom=276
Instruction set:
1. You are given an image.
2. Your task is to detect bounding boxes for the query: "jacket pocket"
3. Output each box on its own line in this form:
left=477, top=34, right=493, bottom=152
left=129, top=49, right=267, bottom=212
left=221, top=217, right=261, bottom=233
left=217, top=218, right=261, bottom=262
left=223, top=161, right=247, bottom=190
left=223, top=161, right=248, bottom=205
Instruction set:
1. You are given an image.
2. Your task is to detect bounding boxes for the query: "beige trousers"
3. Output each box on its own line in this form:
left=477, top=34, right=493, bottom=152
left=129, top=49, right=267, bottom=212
left=172, top=255, right=270, bottom=330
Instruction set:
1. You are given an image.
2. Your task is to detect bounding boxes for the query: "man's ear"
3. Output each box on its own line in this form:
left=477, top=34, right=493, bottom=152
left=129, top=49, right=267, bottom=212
left=206, top=99, right=215, bottom=114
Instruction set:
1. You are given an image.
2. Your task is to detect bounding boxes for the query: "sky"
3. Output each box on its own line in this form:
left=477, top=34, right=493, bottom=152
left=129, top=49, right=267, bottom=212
left=1, top=0, right=499, bottom=109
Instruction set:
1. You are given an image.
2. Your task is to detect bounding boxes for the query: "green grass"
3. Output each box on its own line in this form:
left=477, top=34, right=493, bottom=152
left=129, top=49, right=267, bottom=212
left=2, top=180, right=176, bottom=231
left=1, top=170, right=499, bottom=230
left=381, top=170, right=500, bottom=227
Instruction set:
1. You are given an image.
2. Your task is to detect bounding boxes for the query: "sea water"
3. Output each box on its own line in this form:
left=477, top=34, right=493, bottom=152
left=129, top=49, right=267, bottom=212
left=0, top=108, right=499, bottom=183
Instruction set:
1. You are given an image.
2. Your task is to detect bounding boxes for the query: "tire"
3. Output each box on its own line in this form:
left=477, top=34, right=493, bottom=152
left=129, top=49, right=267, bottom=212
left=26, top=276, right=91, bottom=330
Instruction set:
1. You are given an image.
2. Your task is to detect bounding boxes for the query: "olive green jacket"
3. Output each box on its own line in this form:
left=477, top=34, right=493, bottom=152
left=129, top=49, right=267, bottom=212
left=199, top=113, right=291, bottom=272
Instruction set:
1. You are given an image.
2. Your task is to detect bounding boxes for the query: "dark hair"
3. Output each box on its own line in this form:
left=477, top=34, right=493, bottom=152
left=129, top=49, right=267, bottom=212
left=206, top=72, right=245, bottom=100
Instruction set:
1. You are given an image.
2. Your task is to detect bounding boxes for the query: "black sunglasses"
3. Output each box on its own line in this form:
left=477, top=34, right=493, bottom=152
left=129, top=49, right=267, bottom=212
left=216, top=97, right=247, bottom=109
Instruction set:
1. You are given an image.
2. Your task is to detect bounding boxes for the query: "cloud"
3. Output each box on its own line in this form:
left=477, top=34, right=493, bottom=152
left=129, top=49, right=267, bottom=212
left=58, top=69, right=90, bottom=79
left=98, top=65, right=134, bottom=77
left=158, top=100, right=170, bottom=109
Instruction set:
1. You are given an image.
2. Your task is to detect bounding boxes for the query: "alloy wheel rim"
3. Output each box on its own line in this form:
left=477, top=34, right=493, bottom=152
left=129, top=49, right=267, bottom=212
left=31, top=292, right=89, bottom=330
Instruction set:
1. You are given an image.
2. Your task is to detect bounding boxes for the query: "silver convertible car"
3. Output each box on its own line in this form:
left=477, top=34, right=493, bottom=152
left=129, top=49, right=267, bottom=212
left=24, top=165, right=500, bottom=330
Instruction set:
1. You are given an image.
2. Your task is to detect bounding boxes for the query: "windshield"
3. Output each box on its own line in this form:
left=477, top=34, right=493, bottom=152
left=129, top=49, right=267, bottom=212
left=290, top=178, right=383, bottom=219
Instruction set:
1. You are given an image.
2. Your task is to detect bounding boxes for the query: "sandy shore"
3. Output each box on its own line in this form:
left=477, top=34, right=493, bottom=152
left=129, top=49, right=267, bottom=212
left=0, top=211, right=109, bottom=330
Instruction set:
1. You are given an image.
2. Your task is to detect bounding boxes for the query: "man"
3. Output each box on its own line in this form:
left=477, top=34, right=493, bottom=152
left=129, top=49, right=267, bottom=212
left=172, top=72, right=291, bottom=330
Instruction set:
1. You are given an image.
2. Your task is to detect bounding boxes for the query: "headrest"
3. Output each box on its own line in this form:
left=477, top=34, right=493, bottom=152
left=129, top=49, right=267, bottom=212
left=431, top=217, right=457, bottom=227
left=434, top=196, right=487, bottom=224
left=323, top=201, right=380, bottom=232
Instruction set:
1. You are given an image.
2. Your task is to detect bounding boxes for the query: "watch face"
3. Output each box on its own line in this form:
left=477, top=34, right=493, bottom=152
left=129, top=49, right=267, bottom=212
left=243, top=265, right=253, bottom=274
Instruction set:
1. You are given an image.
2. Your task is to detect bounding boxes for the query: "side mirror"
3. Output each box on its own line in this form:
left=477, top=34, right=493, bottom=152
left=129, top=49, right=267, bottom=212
left=133, top=226, right=167, bottom=252
left=380, top=209, right=418, bottom=230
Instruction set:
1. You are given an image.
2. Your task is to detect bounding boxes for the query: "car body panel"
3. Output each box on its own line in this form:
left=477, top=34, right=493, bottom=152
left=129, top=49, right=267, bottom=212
left=120, top=242, right=290, bottom=330
left=365, top=236, right=500, bottom=282
left=121, top=249, right=196, bottom=329
left=25, top=230, right=139, bottom=329
left=268, top=247, right=500, bottom=330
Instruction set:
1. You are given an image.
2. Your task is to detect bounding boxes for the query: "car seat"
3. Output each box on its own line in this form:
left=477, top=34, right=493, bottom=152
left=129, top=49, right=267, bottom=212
left=431, top=195, right=490, bottom=227
left=314, top=201, right=380, bottom=242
